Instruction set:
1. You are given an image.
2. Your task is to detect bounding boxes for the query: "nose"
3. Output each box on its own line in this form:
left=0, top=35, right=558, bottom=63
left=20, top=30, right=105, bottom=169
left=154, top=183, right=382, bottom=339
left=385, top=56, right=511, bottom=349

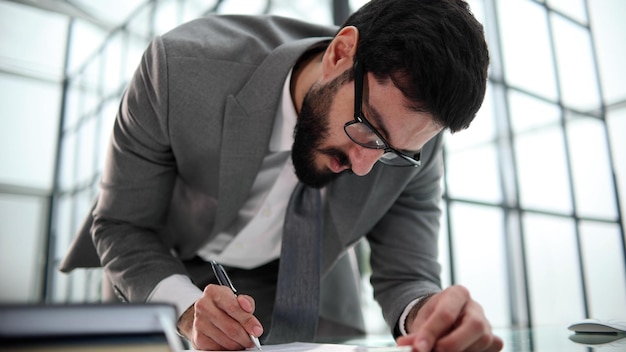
left=348, top=145, right=383, bottom=176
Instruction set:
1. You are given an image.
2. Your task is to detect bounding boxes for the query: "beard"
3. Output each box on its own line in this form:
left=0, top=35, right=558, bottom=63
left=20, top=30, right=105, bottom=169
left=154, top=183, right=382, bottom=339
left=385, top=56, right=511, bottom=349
left=292, top=70, right=353, bottom=188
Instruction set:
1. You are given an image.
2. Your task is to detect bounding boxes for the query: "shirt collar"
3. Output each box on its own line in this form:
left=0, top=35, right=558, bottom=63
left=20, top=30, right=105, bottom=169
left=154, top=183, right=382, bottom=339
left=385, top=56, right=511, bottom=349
left=269, top=69, right=297, bottom=152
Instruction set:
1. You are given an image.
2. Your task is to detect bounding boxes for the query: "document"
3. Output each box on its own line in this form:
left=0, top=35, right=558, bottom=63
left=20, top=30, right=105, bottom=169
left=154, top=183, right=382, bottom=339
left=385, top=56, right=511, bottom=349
left=186, top=342, right=412, bottom=352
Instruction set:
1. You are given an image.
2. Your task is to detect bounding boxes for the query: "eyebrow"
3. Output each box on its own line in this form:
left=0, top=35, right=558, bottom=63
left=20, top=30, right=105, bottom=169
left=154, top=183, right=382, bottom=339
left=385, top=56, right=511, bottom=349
left=363, top=101, right=421, bottom=155
left=363, top=101, right=391, bottom=141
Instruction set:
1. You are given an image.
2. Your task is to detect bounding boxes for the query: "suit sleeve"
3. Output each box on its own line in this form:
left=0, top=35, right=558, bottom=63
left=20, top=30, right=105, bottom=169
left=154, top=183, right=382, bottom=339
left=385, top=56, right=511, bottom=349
left=367, top=132, right=445, bottom=336
left=91, top=36, right=188, bottom=302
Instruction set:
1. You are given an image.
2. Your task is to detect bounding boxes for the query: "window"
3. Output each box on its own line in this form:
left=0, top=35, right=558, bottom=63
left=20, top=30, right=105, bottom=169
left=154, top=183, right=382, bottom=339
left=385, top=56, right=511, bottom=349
left=1, top=0, right=624, bottom=335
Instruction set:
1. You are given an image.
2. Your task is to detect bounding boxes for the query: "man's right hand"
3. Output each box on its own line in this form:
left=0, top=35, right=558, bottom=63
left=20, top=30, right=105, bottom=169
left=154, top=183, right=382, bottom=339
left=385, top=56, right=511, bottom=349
left=177, top=284, right=264, bottom=350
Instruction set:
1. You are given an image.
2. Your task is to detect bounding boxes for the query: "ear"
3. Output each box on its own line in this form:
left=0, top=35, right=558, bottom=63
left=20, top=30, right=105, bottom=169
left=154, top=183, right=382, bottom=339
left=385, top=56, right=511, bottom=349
left=321, top=26, right=359, bottom=78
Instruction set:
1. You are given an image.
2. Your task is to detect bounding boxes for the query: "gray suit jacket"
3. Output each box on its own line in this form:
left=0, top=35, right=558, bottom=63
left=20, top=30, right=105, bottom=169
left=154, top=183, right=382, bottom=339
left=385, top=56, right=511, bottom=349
left=60, top=14, right=443, bottom=334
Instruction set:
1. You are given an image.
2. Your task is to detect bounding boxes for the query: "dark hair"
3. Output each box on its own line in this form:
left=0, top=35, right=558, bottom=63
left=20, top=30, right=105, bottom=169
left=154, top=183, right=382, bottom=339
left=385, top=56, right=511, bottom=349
left=341, top=0, right=489, bottom=132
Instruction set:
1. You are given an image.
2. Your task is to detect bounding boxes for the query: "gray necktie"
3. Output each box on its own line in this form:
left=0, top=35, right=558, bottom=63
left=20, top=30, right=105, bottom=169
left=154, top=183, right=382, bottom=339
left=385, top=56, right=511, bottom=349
left=265, top=182, right=322, bottom=343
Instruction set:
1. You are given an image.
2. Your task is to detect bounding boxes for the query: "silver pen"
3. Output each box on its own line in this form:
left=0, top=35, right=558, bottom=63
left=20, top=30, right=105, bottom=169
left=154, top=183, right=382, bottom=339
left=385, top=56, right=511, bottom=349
left=211, top=260, right=263, bottom=350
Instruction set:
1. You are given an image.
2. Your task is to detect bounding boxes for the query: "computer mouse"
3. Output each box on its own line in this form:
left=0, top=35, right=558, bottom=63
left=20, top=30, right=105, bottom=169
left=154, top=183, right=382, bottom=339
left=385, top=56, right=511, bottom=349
left=568, top=319, right=626, bottom=334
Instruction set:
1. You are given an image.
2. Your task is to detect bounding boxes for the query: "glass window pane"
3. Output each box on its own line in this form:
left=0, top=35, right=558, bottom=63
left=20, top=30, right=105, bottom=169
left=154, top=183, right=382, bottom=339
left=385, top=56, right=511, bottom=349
left=524, top=214, right=584, bottom=326
left=51, top=269, right=69, bottom=303
left=504, top=211, right=529, bottom=325
left=509, top=91, right=561, bottom=134
left=450, top=203, right=509, bottom=327
left=606, top=107, right=626, bottom=228
left=76, top=117, right=98, bottom=185
left=80, top=58, right=102, bottom=116
left=547, top=0, right=587, bottom=23
left=124, top=34, right=149, bottom=80
left=60, top=189, right=100, bottom=303
left=59, top=131, right=77, bottom=192
left=69, top=0, right=145, bottom=29
left=589, top=1, right=626, bottom=105
left=515, top=127, right=572, bottom=213
left=218, top=0, right=269, bottom=15
left=445, top=86, right=500, bottom=203
left=0, top=2, right=68, bottom=81
left=447, top=84, right=497, bottom=149
left=0, top=194, right=47, bottom=303
left=497, top=0, right=557, bottom=100
left=0, top=74, right=61, bottom=190
left=183, top=0, right=219, bottom=22
left=445, top=144, right=502, bottom=203
left=53, top=195, right=73, bottom=261
left=63, top=80, right=82, bottom=130
left=579, top=221, right=626, bottom=320
left=102, top=33, right=124, bottom=97
left=567, top=114, right=617, bottom=219
left=67, top=20, right=107, bottom=76
left=552, top=14, right=600, bottom=112
left=68, top=269, right=88, bottom=301
left=155, top=0, right=183, bottom=35
left=268, top=0, right=332, bottom=25
left=49, top=194, right=75, bottom=302
left=86, top=269, right=104, bottom=301
left=126, top=4, right=153, bottom=40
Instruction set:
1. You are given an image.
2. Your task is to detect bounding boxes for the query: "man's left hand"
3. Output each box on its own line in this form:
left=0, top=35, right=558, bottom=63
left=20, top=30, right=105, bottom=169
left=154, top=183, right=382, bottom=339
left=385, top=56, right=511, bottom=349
left=396, top=285, right=503, bottom=352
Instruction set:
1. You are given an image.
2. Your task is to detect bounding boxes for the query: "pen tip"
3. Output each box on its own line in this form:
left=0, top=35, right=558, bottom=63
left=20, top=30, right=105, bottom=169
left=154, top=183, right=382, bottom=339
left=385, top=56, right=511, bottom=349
left=251, top=336, right=262, bottom=350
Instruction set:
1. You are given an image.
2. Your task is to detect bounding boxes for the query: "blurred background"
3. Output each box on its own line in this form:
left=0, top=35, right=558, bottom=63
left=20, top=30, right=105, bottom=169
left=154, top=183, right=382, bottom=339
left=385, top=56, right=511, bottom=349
left=0, top=0, right=624, bottom=336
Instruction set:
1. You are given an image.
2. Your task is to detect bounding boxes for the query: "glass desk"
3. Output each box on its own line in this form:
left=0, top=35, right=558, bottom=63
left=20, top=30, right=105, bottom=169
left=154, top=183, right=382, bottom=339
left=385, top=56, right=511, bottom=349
left=496, top=326, right=626, bottom=352
left=338, top=327, right=626, bottom=352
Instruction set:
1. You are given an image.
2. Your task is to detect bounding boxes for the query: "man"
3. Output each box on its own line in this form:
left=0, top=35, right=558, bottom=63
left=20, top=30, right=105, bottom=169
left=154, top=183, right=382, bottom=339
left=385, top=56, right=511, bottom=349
left=61, top=0, right=503, bottom=351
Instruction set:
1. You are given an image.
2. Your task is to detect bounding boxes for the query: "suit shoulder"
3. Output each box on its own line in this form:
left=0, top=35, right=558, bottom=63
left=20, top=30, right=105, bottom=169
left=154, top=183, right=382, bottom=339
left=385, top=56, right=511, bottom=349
left=160, top=15, right=336, bottom=62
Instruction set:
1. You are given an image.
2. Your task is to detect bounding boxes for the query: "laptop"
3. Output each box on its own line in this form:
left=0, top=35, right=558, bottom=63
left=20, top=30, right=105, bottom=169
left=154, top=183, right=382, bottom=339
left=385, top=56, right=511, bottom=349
left=0, top=303, right=183, bottom=351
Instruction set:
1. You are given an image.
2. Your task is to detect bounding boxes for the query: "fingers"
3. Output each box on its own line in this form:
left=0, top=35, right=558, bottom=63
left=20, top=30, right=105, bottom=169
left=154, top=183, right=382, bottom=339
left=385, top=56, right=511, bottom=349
left=237, top=294, right=255, bottom=314
left=237, top=295, right=264, bottom=337
left=190, top=284, right=263, bottom=350
left=400, top=285, right=503, bottom=352
left=435, top=300, right=500, bottom=351
left=487, top=336, right=505, bottom=352
left=414, top=285, right=471, bottom=350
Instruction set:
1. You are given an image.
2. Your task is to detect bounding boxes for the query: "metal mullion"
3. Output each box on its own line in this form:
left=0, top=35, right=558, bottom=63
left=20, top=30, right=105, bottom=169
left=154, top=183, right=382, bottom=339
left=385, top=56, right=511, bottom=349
left=582, top=0, right=626, bottom=276
left=486, top=0, right=532, bottom=330
left=43, top=16, right=75, bottom=303
left=441, top=147, right=456, bottom=286
left=544, top=3, right=589, bottom=30
left=544, top=5, right=591, bottom=318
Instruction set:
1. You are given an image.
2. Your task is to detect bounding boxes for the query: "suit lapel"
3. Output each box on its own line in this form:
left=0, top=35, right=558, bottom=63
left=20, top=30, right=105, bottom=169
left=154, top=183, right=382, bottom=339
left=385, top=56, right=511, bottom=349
left=321, top=163, right=424, bottom=273
left=214, top=96, right=272, bottom=234
left=320, top=165, right=383, bottom=271
left=327, top=168, right=383, bottom=238
left=213, top=37, right=331, bottom=236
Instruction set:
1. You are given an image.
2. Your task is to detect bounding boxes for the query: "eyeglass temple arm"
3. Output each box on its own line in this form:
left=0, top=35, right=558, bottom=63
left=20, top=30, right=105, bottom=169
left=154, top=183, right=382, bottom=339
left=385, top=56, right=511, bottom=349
left=354, top=59, right=363, bottom=119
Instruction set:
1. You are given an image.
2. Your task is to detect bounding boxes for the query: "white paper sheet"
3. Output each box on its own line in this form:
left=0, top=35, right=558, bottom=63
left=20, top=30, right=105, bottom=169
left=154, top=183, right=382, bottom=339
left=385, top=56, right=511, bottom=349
left=186, top=342, right=412, bottom=352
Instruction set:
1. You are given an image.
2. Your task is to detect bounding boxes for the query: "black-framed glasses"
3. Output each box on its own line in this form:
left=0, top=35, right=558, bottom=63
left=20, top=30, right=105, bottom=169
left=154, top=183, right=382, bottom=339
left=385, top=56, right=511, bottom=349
left=343, top=60, right=421, bottom=167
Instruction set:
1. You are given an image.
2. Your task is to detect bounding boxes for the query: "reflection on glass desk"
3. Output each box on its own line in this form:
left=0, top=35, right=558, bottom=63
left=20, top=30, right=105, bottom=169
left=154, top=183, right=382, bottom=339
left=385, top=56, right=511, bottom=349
left=497, top=326, right=626, bottom=352
left=338, top=327, right=626, bottom=352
